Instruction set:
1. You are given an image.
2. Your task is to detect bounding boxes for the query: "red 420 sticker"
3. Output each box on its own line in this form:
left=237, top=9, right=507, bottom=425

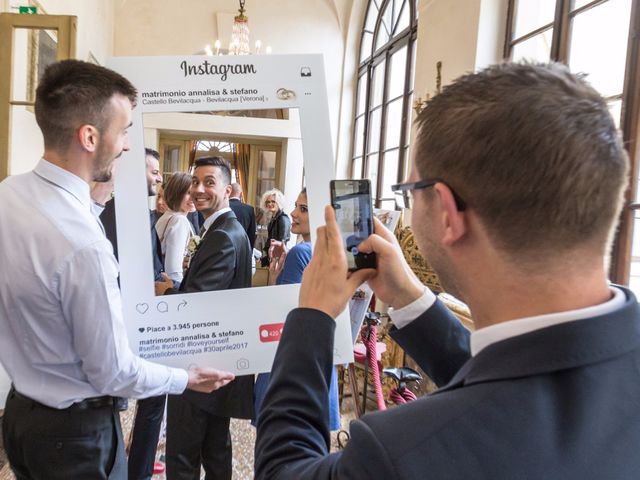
left=259, top=323, right=284, bottom=343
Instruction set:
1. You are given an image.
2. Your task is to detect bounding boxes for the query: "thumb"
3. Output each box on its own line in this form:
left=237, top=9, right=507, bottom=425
left=161, top=272, right=171, bottom=283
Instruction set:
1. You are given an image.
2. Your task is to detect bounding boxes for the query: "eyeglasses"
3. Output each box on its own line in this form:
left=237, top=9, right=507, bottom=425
left=391, top=179, right=467, bottom=211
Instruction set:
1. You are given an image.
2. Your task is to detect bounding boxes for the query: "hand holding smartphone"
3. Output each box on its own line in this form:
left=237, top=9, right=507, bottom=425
left=330, top=179, right=377, bottom=271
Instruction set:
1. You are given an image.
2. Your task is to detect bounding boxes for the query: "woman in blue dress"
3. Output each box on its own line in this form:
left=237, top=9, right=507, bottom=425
left=253, top=188, right=341, bottom=431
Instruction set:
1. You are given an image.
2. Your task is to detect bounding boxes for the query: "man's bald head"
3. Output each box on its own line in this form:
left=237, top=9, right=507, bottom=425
left=230, top=182, right=243, bottom=199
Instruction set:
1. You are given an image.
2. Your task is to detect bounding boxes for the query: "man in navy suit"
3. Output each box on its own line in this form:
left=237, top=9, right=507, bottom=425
left=255, top=63, right=639, bottom=479
left=155, top=157, right=253, bottom=480
left=229, top=182, right=257, bottom=249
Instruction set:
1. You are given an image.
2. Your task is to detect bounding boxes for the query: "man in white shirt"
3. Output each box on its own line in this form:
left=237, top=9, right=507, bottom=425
left=254, top=63, right=639, bottom=479
left=0, top=59, right=234, bottom=480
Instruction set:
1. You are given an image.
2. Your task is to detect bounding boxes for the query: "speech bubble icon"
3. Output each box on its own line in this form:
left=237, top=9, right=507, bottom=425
left=136, top=303, right=149, bottom=314
left=157, top=301, right=169, bottom=313
left=138, top=327, right=145, bottom=333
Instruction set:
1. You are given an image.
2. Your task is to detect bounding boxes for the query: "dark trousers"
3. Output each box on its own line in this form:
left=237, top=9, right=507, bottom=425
left=127, top=395, right=166, bottom=480
left=2, top=388, right=126, bottom=479
left=166, top=395, right=232, bottom=480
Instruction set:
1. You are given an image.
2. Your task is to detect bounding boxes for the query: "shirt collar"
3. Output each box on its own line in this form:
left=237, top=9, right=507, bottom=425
left=202, top=207, right=231, bottom=233
left=470, top=286, right=626, bottom=356
left=33, top=158, right=91, bottom=211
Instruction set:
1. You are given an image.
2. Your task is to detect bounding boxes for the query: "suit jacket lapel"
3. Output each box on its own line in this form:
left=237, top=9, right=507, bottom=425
left=180, top=210, right=237, bottom=289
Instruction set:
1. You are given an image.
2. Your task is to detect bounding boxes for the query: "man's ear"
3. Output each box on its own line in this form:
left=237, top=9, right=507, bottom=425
left=224, top=184, right=233, bottom=198
left=434, top=182, right=467, bottom=246
left=77, top=124, right=99, bottom=153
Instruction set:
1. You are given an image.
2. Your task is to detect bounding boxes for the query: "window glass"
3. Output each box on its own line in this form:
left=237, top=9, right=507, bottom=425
left=375, top=1, right=394, bottom=51
left=629, top=210, right=640, bottom=295
left=367, top=153, right=379, bottom=199
left=395, top=0, right=410, bottom=33
left=372, top=62, right=386, bottom=107
left=572, top=0, right=600, bottom=10
left=511, top=28, right=553, bottom=62
left=368, top=107, right=382, bottom=153
left=354, top=116, right=365, bottom=157
left=361, top=32, right=373, bottom=62
left=352, top=156, right=363, bottom=179
left=607, top=98, right=622, bottom=130
left=388, top=46, right=408, bottom=100
left=513, top=0, right=557, bottom=38
left=381, top=149, right=399, bottom=198
left=357, top=74, right=368, bottom=115
left=365, top=1, right=380, bottom=31
left=568, top=0, right=632, bottom=98
left=385, top=98, right=403, bottom=149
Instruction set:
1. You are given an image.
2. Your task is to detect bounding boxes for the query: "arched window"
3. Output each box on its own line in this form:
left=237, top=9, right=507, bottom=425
left=351, top=0, right=418, bottom=208
left=505, top=0, right=640, bottom=289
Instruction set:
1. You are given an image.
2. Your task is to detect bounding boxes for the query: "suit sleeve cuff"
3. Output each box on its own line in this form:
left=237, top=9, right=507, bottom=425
left=388, top=288, right=437, bottom=329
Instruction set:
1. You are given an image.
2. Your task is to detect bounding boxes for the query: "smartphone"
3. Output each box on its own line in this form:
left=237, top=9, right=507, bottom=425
left=330, top=179, right=377, bottom=271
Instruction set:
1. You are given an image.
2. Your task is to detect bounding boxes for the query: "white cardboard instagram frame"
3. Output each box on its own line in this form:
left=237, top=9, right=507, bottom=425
left=107, top=55, right=353, bottom=374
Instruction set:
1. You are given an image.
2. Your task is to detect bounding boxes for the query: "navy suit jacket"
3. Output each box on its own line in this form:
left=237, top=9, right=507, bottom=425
left=100, top=198, right=164, bottom=281
left=229, top=197, right=256, bottom=248
left=255, top=288, right=640, bottom=479
left=166, top=210, right=254, bottom=418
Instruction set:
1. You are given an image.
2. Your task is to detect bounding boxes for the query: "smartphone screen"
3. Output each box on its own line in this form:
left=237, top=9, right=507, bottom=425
left=330, top=179, right=377, bottom=271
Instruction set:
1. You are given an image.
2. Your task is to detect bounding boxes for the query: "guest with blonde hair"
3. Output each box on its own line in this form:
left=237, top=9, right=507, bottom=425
left=260, top=188, right=290, bottom=266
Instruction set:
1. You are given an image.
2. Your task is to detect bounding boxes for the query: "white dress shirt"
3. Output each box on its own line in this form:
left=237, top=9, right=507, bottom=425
left=200, top=206, right=232, bottom=236
left=0, top=159, right=188, bottom=408
left=389, top=286, right=625, bottom=356
left=155, top=210, right=194, bottom=283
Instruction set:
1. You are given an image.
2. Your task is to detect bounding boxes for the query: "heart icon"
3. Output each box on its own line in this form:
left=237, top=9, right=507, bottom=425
left=138, top=327, right=145, bottom=333
left=136, top=303, right=149, bottom=314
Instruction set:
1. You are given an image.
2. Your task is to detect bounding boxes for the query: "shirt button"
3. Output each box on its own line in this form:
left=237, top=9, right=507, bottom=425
left=56, top=442, right=63, bottom=449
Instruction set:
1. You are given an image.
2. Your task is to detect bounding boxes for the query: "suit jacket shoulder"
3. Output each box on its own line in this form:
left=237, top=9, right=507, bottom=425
left=255, top=289, right=640, bottom=479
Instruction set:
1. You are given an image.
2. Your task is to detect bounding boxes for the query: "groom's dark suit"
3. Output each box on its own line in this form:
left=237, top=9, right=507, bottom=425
left=255, top=287, right=640, bottom=479
left=165, top=209, right=253, bottom=480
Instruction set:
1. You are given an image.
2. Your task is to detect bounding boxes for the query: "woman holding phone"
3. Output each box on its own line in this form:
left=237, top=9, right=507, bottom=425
left=253, top=188, right=341, bottom=431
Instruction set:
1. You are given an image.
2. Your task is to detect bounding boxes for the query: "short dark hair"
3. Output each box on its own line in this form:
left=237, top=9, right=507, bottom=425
left=194, top=157, right=232, bottom=186
left=414, top=62, right=628, bottom=261
left=35, top=59, right=137, bottom=152
left=163, top=172, right=192, bottom=211
left=145, top=148, right=160, bottom=161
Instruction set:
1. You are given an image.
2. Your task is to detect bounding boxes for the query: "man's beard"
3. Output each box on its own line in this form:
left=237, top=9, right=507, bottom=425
left=92, top=147, right=120, bottom=183
left=93, top=168, right=112, bottom=183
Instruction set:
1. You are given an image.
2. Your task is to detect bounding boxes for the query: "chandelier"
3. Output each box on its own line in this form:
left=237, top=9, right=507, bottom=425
left=204, top=0, right=271, bottom=56
left=230, top=0, right=250, bottom=55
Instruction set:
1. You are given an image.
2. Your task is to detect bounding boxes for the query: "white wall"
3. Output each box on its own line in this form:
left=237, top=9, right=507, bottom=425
left=409, top=0, right=507, bottom=150
left=113, top=0, right=348, bottom=176
left=4, top=0, right=114, bottom=175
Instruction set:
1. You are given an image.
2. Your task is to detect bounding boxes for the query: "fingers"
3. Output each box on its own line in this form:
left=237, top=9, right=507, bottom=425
left=372, top=217, right=397, bottom=243
left=346, top=268, right=375, bottom=292
left=358, top=233, right=394, bottom=256
left=161, top=272, right=171, bottom=283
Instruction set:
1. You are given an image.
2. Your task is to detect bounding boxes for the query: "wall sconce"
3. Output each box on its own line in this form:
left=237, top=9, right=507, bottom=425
left=413, top=61, right=442, bottom=115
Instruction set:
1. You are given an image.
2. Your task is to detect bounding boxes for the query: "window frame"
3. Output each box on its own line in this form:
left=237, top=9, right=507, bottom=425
left=504, top=0, right=640, bottom=285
